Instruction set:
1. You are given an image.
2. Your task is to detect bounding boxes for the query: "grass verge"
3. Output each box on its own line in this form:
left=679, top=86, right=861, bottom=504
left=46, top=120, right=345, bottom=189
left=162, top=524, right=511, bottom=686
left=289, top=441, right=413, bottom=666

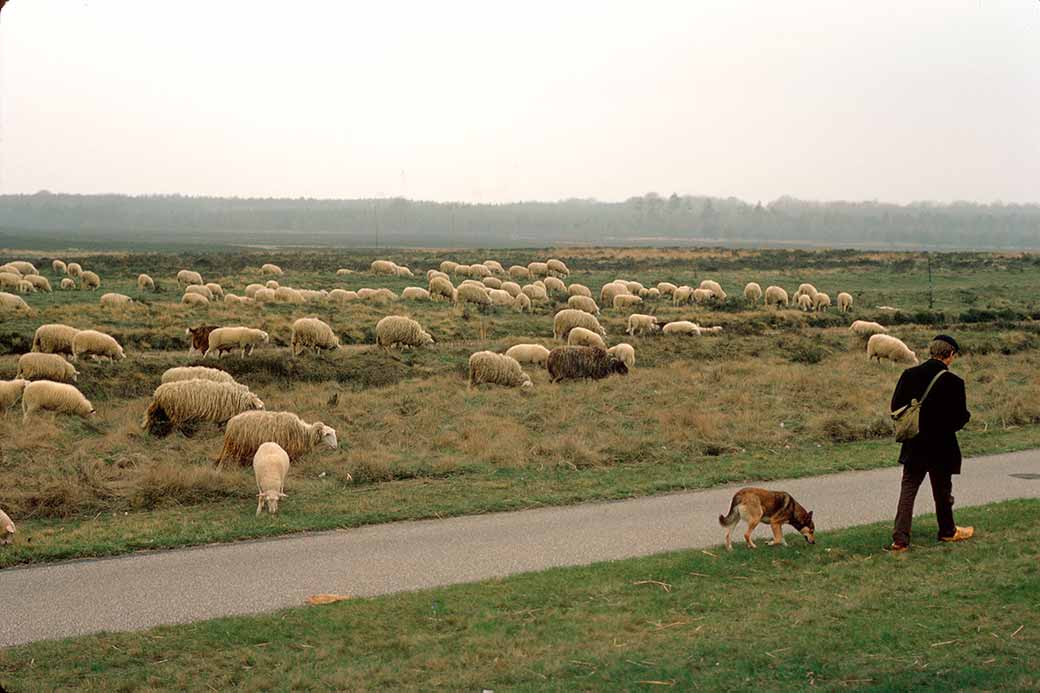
left=2, top=499, right=1037, bottom=691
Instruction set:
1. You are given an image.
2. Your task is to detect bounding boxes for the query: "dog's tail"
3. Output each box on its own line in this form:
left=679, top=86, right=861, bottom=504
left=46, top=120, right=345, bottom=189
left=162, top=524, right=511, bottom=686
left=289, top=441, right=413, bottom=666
left=719, top=497, right=741, bottom=528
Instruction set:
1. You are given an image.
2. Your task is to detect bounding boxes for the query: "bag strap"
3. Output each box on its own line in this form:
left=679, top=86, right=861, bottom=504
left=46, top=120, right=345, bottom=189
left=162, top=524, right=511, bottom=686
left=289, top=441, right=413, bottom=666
left=918, top=370, right=947, bottom=406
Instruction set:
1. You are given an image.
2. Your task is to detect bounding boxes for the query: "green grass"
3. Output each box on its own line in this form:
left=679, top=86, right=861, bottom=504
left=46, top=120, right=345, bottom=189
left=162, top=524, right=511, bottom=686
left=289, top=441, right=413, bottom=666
left=2, top=499, right=1037, bottom=691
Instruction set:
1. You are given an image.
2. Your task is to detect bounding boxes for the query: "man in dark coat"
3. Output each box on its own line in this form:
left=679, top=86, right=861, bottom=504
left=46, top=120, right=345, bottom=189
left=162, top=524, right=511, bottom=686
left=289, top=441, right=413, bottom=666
left=889, top=334, right=973, bottom=551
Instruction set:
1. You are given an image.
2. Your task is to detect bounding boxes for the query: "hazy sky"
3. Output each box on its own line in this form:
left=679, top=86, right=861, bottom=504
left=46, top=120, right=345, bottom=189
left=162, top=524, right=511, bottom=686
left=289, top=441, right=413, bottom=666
left=1, top=1, right=1037, bottom=203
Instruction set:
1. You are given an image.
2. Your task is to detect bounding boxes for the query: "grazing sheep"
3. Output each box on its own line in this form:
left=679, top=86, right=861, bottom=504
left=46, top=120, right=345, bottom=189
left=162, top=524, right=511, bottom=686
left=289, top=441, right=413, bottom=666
left=162, top=366, right=236, bottom=384
left=0, top=379, right=29, bottom=415
left=607, top=343, right=635, bottom=370
left=205, top=327, right=269, bottom=358
left=16, top=280, right=34, bottom=294
left=67, top=262, right=83, bottom=277
left=439, top=260, right=460, bottom=274
left=567, top=294, right=600, bottom=315
left=837, top=292, right=853, bottom=312
left=794, top=283, right=818, bottom=301
left=459, top=279, right=488, bottom=290
left=867, top=334, right=919, bottom=366
left=513, top=292, right=532, bottom=312
left=371, top=259, right=398, bottom=275
left=72, top=330, right=125, bottom=361
left=693, top=288, right=714, bottom=304
left=483, top=260, right=505, bottom=275
left=177, top=269, right=204, bottom=287
left=182, top=293, right=210, bottom=306
left=553, top=308, right=606, bottom=341
left=613, top=294, right=643, bottom=311
left=508, top=265, right=531, bottom=280
left=600, top=282, right=630, bottom=307
left=16, top=353, right=78, bottom=383
left=79, top=271, right=101, bottom=290
left=217, top=410, right=338, bottom=466
left=291, top=317, right=340, bottom=356
left=261, top=263, right=284, bottom=276
left=253, top=288, right=276, bottom=303
left=645, top=288, right=661, bottom=299
left=427, top=269, right=449, bottom=282
left=0, top=507, right=14, bottom=544
left=527, top=261, right=550, bottom=277
left=328, top=288, right=359, bottom=303
left=25, top=275, right=51, bottom=292
left=0, top=292, right=33, bottom=314
left=298, top=289, right=327, bottom=303
left=699, top=280, right=727, bottom=301
left=814, top=293, right=831, bottom=311
left=274, top=286, right=306, bottom=304
left=744, top=282, right=763, bottom=305
left=546, top=258, right=570, bottom=277
left=662, top=321, right=703, bottom=336
left=369, top=288, right=398, bottom=303
left=401, top=286, right=432, bottom=301
left=376, top=315, right=434, bottom=349
left=568, top=283, right=591, bottom=298
left=543, top=276, right=567, bottom=297
left=254, top=442, right=290, bottom=515
left=624, top=281, right=645, bottom=295
left=223, top=294, right=255, bottom=306
left=468, top=351, right=533, bottom=389
left=454, top=283, right=491, bottom=307
left=60, top=278, right=75, bottom=290
left=764, top=285, right=789, bottom=308
left=521, top=283, right=549, bottom=303
left=336, top=268, right=355, bottom=276
left=567, top=326, right=607, bottom=349
left=395, top=265, right=415, bottom=278
left=265, top=280, right=280, bottom=290
left=505, top=343, right=551, bottom=367
left=356, top=287, right=377, bottom=299
left=547, top=346, right=628, bottom=383
left=482, top=276, right=503, bottom=290
left=100, top=292, right=134, bottom=307
left=32, top=324, right=80, bottom=357
left=142, top=378, right=264, bottom=435
left=22, top=380, right=96, bottom=421
left=429, top=276, right=456, bottom=302
left=797, top=294, right=814, bottom=311
left=501, top=281, right=522, bottom=297
left=849, top=320, right=888, bottom=341
left=7, top=261, right=37, bottom=275
left=138, top=274, right=155, bottom=291
left=626, top=313, right=662, bottom=336
left=244, top=283, right=265, bottom=298
left=0, top=265, right=21, bottom=279
left=52, top=259, right=68, bottom=275
left=672, top=285, right=695, bottom=306
left=656, top=282, right=677, bottom=297
left=205, top=282, right=225, bottom=299
left=468, top=264, right=492, bottom=278
left=488, top=288, right=515, bottom=306
left=0, top=272, right=22, bottom=291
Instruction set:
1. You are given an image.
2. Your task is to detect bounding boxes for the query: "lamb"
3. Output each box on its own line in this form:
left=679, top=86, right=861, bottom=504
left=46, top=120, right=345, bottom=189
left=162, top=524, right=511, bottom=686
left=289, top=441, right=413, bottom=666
left=254, top=442, right=290, bottom=515
left=6, top=261, right=37, bottom=275
left=468, top=351, right=533, bottom=389
left=513, top=293, right=532, bottom=312
left=607, top=343, right=635, bottom=370
left=177, top=269, right=204, bottom=287
left=217, top=410, right=338, bottom=466
left=543, top=276, right=567, bottom=296
left=80, top=271, right=101, bottom=290
left=291, top=317, right=340, bottom=356
left=395, top=265, right=415, bottom=278
left=142, top=378, right=264, bottom=436
left=501, top=281, right=522, bottom=297
left=849, top=320, right=888, bottom=341
left=797, top=294, right=814, bottom=311
left=16, top=280, right=34, bottom=294
left=0, top=292, right=33, bottom=313
left=0, top=379, right=28, bottom=414
left=60, top=278, right=75, bottom=290
left=371, top=259, right=398, bottom=275
left=16, top=353, right=79, bottom=383
left=814, top=293, right=831, bottom=311
left=672, top=285, right=694, bottom=306
left=867, top=334, right=919, bottom=366
left=161, top=366, right=236, bottom=384
left=67, top=262, right=83, bottom=277
left=482, top=277, right=503, bottom=289
left=22, top=380, right=96, bottom=421
left=692, top=288, right=714, bottom=304
left=261, top=263, right=284, bottom=276
left=32, top=324, right=80, bottom=357
left=764, top=285, right=789, bottom=308
left=508, top=265, right=531, bottom=280
left=205, top=282, right=225, bottom=299
left=546, top=258, right=570, bottom=277
left=328, top=288, right=359, bottom=303
left=521, top=284, right=549, bottom=303
left=567, top=294, right=600, bottom=315
left=527, top=261, right=550, bottom=277
left=402, top=286, right=432, bottom=301
left=613, top=294, right=643, bottom=311
left=553, top=308, right=606, bottom=341
left=429, top=276, right=456, bottom=301
left=25, top=275, right=51, bottom=292
left=662, top=321, right=703, bottom=336
left=837, top=292, right=853, bottom=312
left=182, top=293, right=210, bottom=306
left=274, top=286, right=306, bottom=304
left=504, top=343, right=551, bottom=367
left=626, top=313, right=662, bottom=336
left=72, top=330, right=125, bottom=361
left=0, top=507, right=14, bottom=544
left=744, top=282, right=763, bottom=305
left=600, top=282, right=630, bottom=307
left=488, top=288, right=515, bottom=306
left=100, top=292, right=134, bottom=307
left=547, top=346, right=628, bottom=383
left=794, top=283, right=818, bottom=301
left=567, top=326, right=607, bottom=349
left=137, top=273, right=155, bottom=291
left=376, top=315, right=434, bottom=349
left=205, top=327, right=269, bottom=358
left=52, top=259, right=68, bottom=274
left=699, top=279, right=727, bottom=300
left=454, top=283, right=491, bottom=307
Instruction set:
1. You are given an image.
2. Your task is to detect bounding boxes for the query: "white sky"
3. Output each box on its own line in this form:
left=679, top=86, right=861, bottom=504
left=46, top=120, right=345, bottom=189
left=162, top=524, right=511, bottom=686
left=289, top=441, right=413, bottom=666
left=0, top=0, right=1038, bottom=203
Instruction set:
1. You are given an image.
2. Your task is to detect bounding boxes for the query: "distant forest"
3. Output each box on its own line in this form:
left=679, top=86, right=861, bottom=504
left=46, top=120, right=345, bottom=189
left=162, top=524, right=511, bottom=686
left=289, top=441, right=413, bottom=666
left=1, top=192, right=1038, bottom=250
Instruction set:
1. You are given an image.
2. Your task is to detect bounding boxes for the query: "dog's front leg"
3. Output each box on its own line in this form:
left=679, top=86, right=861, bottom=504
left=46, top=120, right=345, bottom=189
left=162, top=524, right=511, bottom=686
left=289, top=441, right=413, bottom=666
left=768, top=522, right=787, bottom=547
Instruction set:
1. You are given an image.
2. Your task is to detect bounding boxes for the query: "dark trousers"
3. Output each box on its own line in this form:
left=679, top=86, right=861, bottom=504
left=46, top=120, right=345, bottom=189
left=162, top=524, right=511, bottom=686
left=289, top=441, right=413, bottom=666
left=893, top=461, right=956, bottom=545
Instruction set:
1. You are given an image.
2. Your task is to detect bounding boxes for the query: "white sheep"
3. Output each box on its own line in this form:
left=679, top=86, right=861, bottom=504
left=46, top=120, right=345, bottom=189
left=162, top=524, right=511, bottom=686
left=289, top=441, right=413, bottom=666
left=849, top=320, right=888, bottom=340
left=440, top=260, right=460, bottom=274
left=513, top=292, right=531, bottom=312
left=521, top=284, right=549, bottom=303
left=867, top=334, right=919, bottom=366
left=662, top=321, right=703, bottom=336
left=568, top=283, right=591, bottom=298
left=205, top=282, right=225, bottom=299
left=60, top=278, right=75, bottom=290
left=261, top=263, right=284, bottom=276
left=607, top=343, right=635, bottom=370
left=504, top=343, right=551, bottom=367
left=645, top=288, right=661, bottom=299
left=402, top=286, right=432, bottom=301
left=253, top=288, right=276, bottom=303
left=794, top=283, right=818, bottom=301
left=553, top=309, right=606, bottom=341
left=254, top=442, right=291, bottom=515
left=508, top=265, right=531, bottom=280
left=0, top=507, right=14, bottom=544
left=6, top=261, right=37, bottom=275
left=600, top=282, right=630, bottom=307
left=0, top=379, right=28, bottom=415
left=67, top=262, right=83, bottom=277
left=482, top=277, right=503, bottom=289
left=371, top=259, right=398, bottom=275
left=16, top=353, right=79, bottom=383
left=376, top=316, right=434, bottom=349
left=274, top=286, right=305, bottom=304
left=25, top=275, right=51, bottom=292
left=336, top=268, right=355, bottom=276
left=454, top=283, right=491, bottom=307
left=265, top=280, right=280, bottom=290
left=693, top=288, right=714, bottom=304
left=71, top=330, right=125, bottom=361
left=744, top=282, right=763, bottom=305
left=613, top=294, right=643, bottom=311
left=429, top=276, right=456, bottom=302
left=52, top=259, right=68, bottom=275
left=567, top=295, right=600, bottom=315
left=100, top=292, right=134, bottom=307
left=483, top=260, right=506, bottom=275
left=395, top=265, right=415, bottom=278
left=837, top=292, right=853, bottom=312
left=527, top=261, right=550, bottom=277
left=22, top=380, right=96, bottom=421
left=80, top=271, right=101, bottom=290
left=699, top=279, right=727, bottom=300
left=137, top=274, right=155, bottom=291
left=205, top=327, right=269, bottom=358
left=656, top=282, right=677, bottom=297
left=543, top=276, right=567, bottom=296
left=500, top=281, right=522, bottom=297
left=218, top=411, right=337, bottom=466
left=182, top=293, right=210, bottom=306
left=468, top=351, right=532, bottom=389
left=626, top=314, right=661, bottom=336
left=161, top=366, right=237, bottom=384
left=328, top=288, right=359, bottom=303
left=567, top=326, right=607, bottom=349
left=297, top=289, right=327, bottom=303
left=16, top=280, right=34, bottom=295
left=814, top=293, right=832, bottom=311
left=291, top=317, right=340, bottom=356
left=764, top=286, right=789, bottom=308
left=546, top=258, right=570, bottom=277
left=177, top=269, right=204, bottom=287
left=0, top=292, right=33, bottom=314
left=32, top=324, right=79, bottom=357
left=672, top=286, right=694, bottom=306
left=0, top=272, right=22, bottom=291
left=244, top=283, right=265, bottom=298
left=797, top=294, right=814, bottom=311
left=488, top=288, right=515, bottom=306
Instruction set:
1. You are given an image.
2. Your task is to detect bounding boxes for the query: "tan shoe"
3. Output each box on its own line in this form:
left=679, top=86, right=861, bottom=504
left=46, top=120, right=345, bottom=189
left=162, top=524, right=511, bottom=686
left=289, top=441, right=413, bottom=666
left=940, top=526, right=974, bottom=542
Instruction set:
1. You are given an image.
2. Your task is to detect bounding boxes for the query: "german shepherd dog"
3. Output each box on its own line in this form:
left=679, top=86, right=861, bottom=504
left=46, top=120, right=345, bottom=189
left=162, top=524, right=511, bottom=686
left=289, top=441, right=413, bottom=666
left=718, top=487, right=815, bottom=550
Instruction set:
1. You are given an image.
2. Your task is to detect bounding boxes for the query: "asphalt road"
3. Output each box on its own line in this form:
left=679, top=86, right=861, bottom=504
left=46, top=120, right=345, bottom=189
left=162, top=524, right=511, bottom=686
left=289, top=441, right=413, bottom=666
left=2, top=449, right=1039, bottom=648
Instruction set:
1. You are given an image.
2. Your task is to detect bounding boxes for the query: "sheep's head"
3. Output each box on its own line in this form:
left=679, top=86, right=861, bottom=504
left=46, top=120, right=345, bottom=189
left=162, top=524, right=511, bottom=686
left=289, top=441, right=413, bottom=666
left=260, top=331, right=270, bottom=343
left=250, top=395, right=265, bottom=411
left=520, top=376, right=533, bottom=390
left=422, top=332, right=435, bottom=346
left=316, top=424, right=338, bottom=450
left=260, top=490, right=287, bottom=514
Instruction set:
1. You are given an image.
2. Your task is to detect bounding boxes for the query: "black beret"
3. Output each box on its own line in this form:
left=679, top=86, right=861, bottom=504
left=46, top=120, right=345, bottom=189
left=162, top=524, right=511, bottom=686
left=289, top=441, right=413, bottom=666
left=933, top=334, right=960, bottom=353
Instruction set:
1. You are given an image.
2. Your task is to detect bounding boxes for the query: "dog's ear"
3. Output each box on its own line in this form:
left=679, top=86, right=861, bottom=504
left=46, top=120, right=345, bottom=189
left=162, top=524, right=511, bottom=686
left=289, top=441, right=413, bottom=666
left=807, top=511, right=814, bottom=521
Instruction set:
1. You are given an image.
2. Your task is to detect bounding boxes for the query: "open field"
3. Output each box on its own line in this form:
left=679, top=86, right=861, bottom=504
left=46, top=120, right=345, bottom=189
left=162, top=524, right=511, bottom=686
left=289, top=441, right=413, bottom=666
left=1, top=248, right=1039, bottom=567
left=2, top=499, right=1037, bottom=690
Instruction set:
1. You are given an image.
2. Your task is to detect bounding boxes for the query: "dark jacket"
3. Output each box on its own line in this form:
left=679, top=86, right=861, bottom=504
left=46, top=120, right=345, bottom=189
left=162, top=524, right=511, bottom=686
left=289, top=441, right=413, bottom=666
left=891, top=358, right=970, bottom=474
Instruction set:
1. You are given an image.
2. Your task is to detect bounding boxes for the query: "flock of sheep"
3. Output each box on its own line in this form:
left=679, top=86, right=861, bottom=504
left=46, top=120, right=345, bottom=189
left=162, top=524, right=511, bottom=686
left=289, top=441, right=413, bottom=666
left=0, top=253, right=920, bottom=538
